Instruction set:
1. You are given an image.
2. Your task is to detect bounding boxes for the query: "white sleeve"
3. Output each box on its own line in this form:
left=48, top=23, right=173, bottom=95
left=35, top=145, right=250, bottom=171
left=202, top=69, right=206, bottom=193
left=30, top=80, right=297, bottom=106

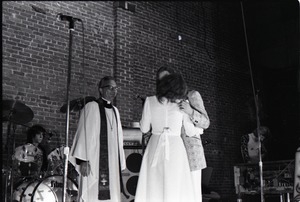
left=69, top=101, right=100, bottom=176
left=140, top=97, right=151, bottom=134
left=114, top=107, right=126, bottom=170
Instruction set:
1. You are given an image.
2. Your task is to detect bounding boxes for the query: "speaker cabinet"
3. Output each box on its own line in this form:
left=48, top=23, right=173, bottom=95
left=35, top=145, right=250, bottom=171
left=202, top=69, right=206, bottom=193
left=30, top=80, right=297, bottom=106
left=121, top=145, right=143, bottom=202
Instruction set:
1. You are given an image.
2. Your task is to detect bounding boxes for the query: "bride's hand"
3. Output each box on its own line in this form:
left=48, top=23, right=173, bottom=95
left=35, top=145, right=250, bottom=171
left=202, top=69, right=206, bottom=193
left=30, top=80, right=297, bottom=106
left=178, top=100, right=193, bottom=116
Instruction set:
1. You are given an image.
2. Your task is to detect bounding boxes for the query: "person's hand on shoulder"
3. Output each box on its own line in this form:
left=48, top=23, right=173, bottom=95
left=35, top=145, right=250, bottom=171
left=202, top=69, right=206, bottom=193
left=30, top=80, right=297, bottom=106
left=178, top=100, right=194, bottom=116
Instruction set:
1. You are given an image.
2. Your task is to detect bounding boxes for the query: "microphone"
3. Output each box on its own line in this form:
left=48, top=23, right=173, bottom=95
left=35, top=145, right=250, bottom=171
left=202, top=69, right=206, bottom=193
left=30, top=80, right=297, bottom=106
left=56, top=13, right=81, bottom=22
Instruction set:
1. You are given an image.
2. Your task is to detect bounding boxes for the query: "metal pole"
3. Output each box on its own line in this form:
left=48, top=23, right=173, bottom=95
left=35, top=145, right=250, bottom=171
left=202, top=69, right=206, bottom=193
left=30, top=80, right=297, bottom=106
left=255, top=94, right=264, bottom=202
left=5, top=121, right=11, bottom=202
left=62, top=19, right=75, bottom=202
left=5, top=101, right=17, bottom=202
left=240, top=2, right=264, bottom=201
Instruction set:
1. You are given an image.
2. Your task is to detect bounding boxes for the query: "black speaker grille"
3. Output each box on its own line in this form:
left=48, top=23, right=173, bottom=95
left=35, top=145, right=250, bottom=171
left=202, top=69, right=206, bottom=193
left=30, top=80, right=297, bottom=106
left=126, top=175, right=139, bottom=196
left=126, top=153, right=142, bottom=173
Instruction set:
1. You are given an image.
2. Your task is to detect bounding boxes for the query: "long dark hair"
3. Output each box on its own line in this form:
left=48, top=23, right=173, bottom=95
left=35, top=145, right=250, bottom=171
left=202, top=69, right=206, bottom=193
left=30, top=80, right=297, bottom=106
left=156, top=65, right=176, bottom=85
left=156, top=73, right=187, bottom=103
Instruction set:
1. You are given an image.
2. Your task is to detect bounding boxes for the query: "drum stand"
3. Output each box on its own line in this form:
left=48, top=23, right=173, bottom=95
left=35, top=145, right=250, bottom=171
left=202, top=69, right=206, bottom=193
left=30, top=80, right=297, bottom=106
left=3, top=100, right=34, bottom=202
left=4, top=116, right=17, bottom=202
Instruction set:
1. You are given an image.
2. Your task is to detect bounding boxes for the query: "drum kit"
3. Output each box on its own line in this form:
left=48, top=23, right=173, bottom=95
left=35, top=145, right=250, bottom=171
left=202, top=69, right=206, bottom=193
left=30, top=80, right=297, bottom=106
left=12, top=143, right=43, bottom=177
left=2, top=99, right=83, bottom=202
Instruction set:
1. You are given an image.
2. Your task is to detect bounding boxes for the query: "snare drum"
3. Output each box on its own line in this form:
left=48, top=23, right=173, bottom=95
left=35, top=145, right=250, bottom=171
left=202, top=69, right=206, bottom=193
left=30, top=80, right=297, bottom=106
left=13, top=143, right=43, bottom=177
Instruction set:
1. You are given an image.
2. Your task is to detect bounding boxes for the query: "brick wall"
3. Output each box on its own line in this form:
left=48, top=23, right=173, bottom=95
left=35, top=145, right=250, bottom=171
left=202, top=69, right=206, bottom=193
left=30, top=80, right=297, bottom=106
left=2, top=1, right=254, bottom=200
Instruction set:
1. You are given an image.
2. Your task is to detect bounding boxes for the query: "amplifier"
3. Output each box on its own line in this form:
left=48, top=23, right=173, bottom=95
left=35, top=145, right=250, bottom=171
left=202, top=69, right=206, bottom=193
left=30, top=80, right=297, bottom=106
left=234, top=160, right=294, bottom=195
left=121, top=127, right=143, bottom=202
left=123, top=141, right=142, bottom=148
left=123, top=127, right=142, bottom=144
left=121, top=146, right=143, bottom=202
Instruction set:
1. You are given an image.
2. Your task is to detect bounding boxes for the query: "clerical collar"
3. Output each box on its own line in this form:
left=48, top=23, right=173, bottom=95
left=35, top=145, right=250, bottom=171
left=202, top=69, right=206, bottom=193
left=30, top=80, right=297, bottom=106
left=101, top=98, right=113, bottom=108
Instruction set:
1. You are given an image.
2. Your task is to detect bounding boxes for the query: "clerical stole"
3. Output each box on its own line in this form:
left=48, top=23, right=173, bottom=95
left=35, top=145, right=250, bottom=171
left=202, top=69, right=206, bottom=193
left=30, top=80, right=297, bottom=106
left=98, top=100, right=111, bottom=200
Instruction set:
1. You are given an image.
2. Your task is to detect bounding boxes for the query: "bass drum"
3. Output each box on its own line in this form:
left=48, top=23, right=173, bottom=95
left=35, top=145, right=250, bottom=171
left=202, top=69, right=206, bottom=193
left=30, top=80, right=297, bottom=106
left=13, top=178, right=33, bottom=202
left=32, top=175, right=78, bottom=202
left=20, top=180, right=57, bottom=202
left=13, top=177, right=56, bottom=202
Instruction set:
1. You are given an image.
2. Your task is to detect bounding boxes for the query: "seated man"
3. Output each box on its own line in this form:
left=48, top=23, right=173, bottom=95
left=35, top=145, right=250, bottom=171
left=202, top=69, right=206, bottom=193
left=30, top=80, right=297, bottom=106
left=241, top=126, right=271, bottom=163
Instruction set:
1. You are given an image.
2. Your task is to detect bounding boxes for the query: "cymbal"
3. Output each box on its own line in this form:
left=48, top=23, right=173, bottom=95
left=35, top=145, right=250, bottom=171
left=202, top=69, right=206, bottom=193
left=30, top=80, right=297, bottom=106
left=2, top=100, right=34, bottom=124
left=60, top=96, right=96, bottom=113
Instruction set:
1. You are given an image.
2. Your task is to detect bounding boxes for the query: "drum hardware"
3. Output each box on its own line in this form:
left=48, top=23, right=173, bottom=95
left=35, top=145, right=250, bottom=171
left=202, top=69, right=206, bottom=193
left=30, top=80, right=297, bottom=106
left=47, top=146, right=65, bottom=175
left=12, top=143, right=43, bottom=177
left=2, top=100, right=34, bottom=125
left=11, top=160, right=79, bottom=201
left=2, top=168, right=11, bottom=202
left=46, top=146, right=79, bottom=182
left=59, top=96, right=96, bottom=113
left=67, top=190, right=78, bottom=197
left=2, top=99, right=34, bottom=202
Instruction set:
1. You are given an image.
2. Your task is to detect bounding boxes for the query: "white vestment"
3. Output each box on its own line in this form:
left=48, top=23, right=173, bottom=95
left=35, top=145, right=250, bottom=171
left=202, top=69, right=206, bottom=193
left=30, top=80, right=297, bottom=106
left=69, top=101, right=126, bottom=202
left=135, top=96, right=202, bottom=202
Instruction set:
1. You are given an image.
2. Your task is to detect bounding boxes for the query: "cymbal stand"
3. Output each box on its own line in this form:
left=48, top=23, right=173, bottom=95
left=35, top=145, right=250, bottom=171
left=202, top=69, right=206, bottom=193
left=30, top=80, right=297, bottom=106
left=10, top=124, right=17, bottom=202
left=4, top=105, right=17, bottom=202
left=4, top=121, right=12, bottom=202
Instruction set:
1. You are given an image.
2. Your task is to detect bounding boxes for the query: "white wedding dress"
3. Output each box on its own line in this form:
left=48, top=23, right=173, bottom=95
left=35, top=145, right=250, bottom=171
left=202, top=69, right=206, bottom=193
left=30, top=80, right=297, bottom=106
left=135, top=96, right=201, bottom=202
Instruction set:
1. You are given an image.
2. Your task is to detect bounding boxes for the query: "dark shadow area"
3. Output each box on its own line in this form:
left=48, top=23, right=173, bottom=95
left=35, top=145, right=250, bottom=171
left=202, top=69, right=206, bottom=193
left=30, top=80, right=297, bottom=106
left=242, top=1, right=300, bottom=161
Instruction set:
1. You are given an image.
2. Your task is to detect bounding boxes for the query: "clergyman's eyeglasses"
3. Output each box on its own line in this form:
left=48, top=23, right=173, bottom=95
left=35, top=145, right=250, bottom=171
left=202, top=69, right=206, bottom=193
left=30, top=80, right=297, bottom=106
left=101, top=86, right=120, bottom=91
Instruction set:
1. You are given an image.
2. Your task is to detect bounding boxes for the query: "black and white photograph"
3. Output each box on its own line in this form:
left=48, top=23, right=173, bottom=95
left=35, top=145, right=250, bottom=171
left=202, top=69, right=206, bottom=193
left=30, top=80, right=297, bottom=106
left=2, top=1, right=299, bottom=202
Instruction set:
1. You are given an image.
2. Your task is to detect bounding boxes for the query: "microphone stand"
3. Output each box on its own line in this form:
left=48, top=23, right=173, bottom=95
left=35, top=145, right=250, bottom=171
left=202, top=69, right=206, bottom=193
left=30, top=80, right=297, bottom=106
left=240, top=2, right=264, bottom=201
left=254, top=93, right=264, bottom=202
left=62, top=19, right=75, bottom=202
